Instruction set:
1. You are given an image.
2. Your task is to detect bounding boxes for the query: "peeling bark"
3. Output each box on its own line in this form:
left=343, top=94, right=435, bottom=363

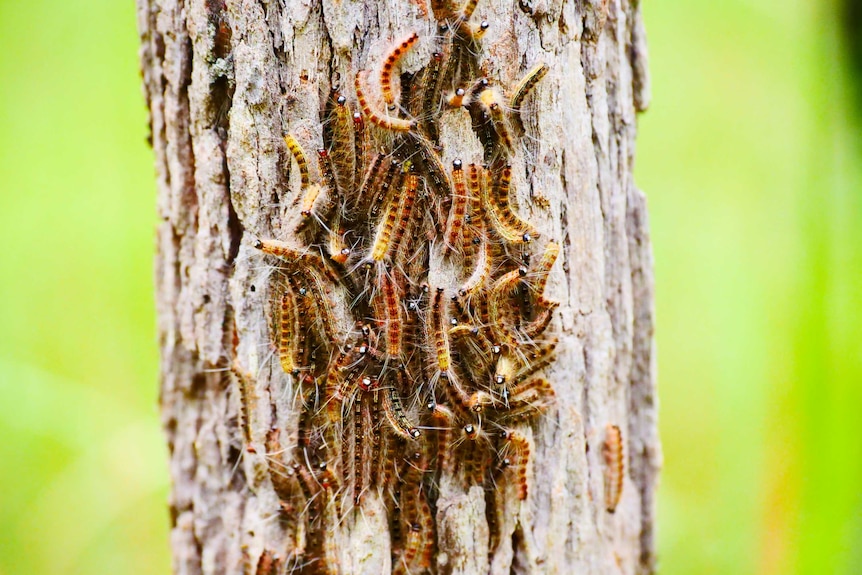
left=138, top=0, right=660, bottom=573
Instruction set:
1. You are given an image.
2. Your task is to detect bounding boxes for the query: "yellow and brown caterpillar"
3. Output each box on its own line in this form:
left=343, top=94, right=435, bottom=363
left=245, top=11, right=558, bottom=573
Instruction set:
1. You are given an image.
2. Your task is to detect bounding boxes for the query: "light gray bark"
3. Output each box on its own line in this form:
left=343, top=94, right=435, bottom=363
left=138, top=0, right=659, bottom=573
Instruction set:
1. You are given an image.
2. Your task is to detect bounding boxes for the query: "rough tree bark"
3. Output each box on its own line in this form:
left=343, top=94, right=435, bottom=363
left=138, top=0, right=659, bottom=573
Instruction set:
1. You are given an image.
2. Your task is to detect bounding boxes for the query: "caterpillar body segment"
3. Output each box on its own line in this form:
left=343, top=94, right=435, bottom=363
left=370, top=183, right=404, bottom=262
left=402, top=62, right=427, bottom=120
left=298, top=184, right=322, bottom=220
left=457, top=422, right=493, bottom=488
left=393, top=443, right=434, bottom=574
left=520, top=302, right=558, bottom=340
left=459, top=162, right=485, bottom=271
left=498, top=430, right=530, bottom=500
left=387, top=171, right=419, bottom=261
left=510, top=62, right=549, bottom=112
left=294, top=184, right=325, bottom=236
left=380, top=272, right=403, bottom=357
left=392, top=181, right=426, bottom=271
left=518, top=338, right=558, bottom=381
left=284, top=275, right=315, bottom=373
left=380, top=32, right=420, bottom=109
left=429, top=287, right=453, bottom=374
left=352, top=152, right=386, bottom=215
left=448, top=323, right=496, bottom=379
left=353, top=111, right=366, bottom=191
left=264, top=427, right=301, bottom=504
left=459, top=0, right=480, bottom=21
left=430, top=0, right=454, bottom=20
left=603, top=424, right=624, bottom=513
left=428, top=401, right=456, bottom=476
left=252, top=238, right=341, bottom=282
left=443, top=159, right=468, bottom=256
left=295, top=265, right=340, bottom=346
left=315, top=148, right=342, bottom=228
left=438, top=369, right=486, bottom=420
left=526, top=239, right=561, bottom=309
left=231, top=361, right=257, bottom=449
left=382, top=381, right=421, bottom=440
left=477, top=87, right=514, bottom=151
left=457, top=218, right=492, bottom=302
left=326, top=92, right=356, bottom=195
left=276, top=287, right=300, bottom=375
left=369, top=160, right=406, bottom=230
left=355, top=71, right=416, bottom=132
left=505, top=377, right=555, bottom=408
left=284, top=134, right=310, bottom=197
left=352, top=393, right=373, bottom=504
left=408, top=131, right=454, bottom=200
left=327, top=217, right=352, bottom=266
left=255, top=549, right=284, bottom=575
left=487, top=267, right=527, bottom=346
left=420, top=50, right=445, bottom=140
left=480, top=164, right=538, bottom=245
left=532, top=241, right=560, bottom=289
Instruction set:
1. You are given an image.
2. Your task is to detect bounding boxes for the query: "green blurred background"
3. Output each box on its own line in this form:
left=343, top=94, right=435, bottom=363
left=1, top=0, right=860, bottom=573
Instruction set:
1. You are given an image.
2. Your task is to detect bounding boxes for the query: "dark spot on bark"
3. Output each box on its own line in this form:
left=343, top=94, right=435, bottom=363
left=211, top=75, right=234, bottom=132
left=154, top=32, right=165, bottom=61
left=190, top=373, right=208, bottom=398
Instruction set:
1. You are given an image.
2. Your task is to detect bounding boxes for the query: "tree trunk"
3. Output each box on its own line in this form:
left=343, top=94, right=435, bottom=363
left=138, top=0, right=659, bottom=573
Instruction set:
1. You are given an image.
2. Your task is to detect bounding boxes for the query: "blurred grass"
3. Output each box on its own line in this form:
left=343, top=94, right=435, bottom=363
left=0, top=1, right=169, bottom=574
left=0, top=0, right=860, bottom=574
left=638, top=0, right=862, bottom=573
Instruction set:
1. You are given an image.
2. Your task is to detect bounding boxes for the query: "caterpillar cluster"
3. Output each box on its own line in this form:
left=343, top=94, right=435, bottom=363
left=245, top=5, right=557, bottom=573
